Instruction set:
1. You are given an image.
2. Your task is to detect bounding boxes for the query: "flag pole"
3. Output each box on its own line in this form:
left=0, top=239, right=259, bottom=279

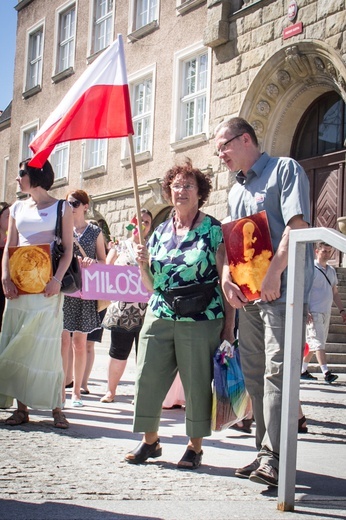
left=127, top=134, right=144, bottom=245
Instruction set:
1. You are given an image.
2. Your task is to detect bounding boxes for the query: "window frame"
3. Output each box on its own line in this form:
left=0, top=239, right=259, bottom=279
left=176, top=0, right=206, bottom=16
left=88, top=0, right=114, bottom=57
left=54, top=1, right=77, bottom=77
left=82, top=138, right=108, bottom=176
left=128, top=0, right=160, bottom=41
left=122, top=64, right=156, bottom=164
left=20, top=121, right=39, bottom=163
left=170, top=42, right=211, bottom=150
left=50, top=142, right=70, bottom=182
left=23, top=21, right=44, bottom=98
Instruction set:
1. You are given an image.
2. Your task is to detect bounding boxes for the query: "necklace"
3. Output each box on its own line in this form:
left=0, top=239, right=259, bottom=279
left=170, top=210, right=200, bottom=260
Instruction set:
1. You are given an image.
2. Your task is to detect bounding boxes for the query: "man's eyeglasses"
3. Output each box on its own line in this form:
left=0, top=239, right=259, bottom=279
left=68, top=200, right=82, bottom=208
left=18, top=169, right=27, bottom=178
left=171, top=184, right=196, bottom=192
left=217, top=134, right=244, bottom=156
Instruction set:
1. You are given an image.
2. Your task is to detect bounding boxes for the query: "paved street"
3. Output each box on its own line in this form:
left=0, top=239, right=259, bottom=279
left=1, top=330, right=345, bottom=520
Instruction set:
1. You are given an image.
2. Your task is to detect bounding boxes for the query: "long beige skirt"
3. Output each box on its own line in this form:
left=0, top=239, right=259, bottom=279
left=0, top=293, right=64, bottom=410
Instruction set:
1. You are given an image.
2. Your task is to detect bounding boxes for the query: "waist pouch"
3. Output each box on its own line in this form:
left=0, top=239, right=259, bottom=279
left=161, top=281, right=218, bottom=317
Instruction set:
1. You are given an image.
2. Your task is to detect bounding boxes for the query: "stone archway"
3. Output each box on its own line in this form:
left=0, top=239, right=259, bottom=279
left=240, top=40, right=346, bottom=157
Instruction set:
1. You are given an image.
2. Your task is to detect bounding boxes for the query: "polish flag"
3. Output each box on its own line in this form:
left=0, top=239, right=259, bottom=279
left=29, top=34, right=134, bottom=168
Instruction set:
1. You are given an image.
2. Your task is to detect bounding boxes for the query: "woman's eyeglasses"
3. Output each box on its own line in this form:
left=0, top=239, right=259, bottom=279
left=18, top=170, right=27, bottom=178
left=68, top=200, right=82, bottom=208
left=171, top=184, right=196, bottom=192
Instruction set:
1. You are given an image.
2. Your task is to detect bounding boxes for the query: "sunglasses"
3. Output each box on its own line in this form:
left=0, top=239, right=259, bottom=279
left=18, top=169, right=28, bottom=178
left=68, top=200, right=82, bottom=208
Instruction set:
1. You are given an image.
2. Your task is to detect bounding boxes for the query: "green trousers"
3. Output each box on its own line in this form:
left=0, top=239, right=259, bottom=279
left=133, top=307, right=224, bottom=438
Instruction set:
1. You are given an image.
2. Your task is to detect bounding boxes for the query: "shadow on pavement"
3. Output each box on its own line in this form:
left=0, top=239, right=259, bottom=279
left=0, top=499, right=163, bottom=520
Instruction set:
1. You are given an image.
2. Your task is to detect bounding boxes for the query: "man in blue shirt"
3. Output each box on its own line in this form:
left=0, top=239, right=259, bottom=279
left=216, top=117, right=313, bottom=487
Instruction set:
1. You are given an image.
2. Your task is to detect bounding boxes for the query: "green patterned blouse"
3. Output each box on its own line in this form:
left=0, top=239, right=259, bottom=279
left=148, top=214, right=224, bottom=321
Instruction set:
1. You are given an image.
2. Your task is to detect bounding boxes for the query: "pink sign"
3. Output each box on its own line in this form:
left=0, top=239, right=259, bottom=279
left=69, top=263, right=150, bottom=303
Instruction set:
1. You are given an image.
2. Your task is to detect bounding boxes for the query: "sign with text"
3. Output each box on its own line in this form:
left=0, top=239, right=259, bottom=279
left=283, top=22, right=303, bottom=40
left=69, top=263, right=150, bottom=303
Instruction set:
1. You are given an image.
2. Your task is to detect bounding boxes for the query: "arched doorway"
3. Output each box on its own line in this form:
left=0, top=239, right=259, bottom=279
left=292, top=92, right=346, bottom=264
left=239, top=40, right=346, bottom=265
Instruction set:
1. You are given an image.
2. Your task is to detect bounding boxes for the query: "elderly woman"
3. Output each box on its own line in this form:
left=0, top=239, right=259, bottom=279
left=125, top=160, right=234, bottom=469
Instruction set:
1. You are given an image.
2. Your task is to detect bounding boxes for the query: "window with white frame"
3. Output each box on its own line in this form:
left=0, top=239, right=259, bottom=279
left=132, top=76, right=153, bottom=154
left=176, top=0, right=206, bottom=16
left=57, top=4, right=76, bottom=73
left=131, top=0, right=158, bottom=31
left=50, top=143, right=69, bottom=180
left=84, top=139, right=107, bottom=170
left=92, top=0, right=113, bottom=55
left=21, top=124, right=38, bottom=161
left=26, top=27, right=43, bottom=91
left=124, top=65, right=155, bottom=161
left=171, top=43, right=210, bottom=146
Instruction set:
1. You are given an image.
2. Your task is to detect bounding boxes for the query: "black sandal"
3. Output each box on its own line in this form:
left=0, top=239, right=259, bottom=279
left=177, top=448, right=203, bottom=470
left=298, top=416, right=308, bottom=433
left=125, top=438, right=162, bottom=464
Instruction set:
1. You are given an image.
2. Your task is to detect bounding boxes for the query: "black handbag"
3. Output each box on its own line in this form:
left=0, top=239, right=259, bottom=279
left=51, top=200, right=82, bottom=294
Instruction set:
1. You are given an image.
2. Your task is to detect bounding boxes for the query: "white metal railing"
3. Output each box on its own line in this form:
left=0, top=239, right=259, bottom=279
left=278, top=227, right=346, bottom=511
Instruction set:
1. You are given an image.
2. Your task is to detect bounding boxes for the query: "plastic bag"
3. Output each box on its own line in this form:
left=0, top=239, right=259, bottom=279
left=211, top=340, right=251, bottom=431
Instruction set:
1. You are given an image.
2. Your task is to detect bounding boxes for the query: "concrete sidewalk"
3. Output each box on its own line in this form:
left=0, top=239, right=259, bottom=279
left=1, top=329, right=345, bottom=520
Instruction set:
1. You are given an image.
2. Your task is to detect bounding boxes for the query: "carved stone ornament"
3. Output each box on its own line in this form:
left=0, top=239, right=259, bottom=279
left=256, top=100, right=271, bottom=116
left=314, top=57, right=325, bottom=72
left=266, top=83, right=279, bottom=99
left=277, top=69, right=291, bottom=87
left=251, top=120, right=264, bottom=136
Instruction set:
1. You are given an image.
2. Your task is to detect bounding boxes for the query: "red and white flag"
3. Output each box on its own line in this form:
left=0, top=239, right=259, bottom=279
left=29, top=34, right=134, bottom=168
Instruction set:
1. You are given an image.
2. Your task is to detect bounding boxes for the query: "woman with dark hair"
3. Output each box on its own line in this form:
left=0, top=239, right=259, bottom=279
left=61, top=190, right=106, bottom=407
left=125, top=160, right=234, bottom=469
left=100, top=208, right=152, bottom=403
left=0, top=201, right=11, bottom=330
left=0, top=159, right=73, bottom=428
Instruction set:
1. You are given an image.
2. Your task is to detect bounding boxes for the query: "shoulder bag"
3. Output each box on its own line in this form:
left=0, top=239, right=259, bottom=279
left=51, top=200, right=82, bottom=294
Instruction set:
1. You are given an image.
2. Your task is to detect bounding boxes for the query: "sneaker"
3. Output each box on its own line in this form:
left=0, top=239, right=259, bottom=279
left=234, top=458, right=260, bottom=479
left=249, top=463, right=278, bottom=487
left=324, top=371, right=338, bottom=384
left=301, top=370, right=317, bottom=380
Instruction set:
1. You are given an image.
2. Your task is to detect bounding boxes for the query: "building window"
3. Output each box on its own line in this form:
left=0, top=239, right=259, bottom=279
left=293, top=92, right=346, bottom=160
left=92, top=0, right=113, bottom=55
left=21, top=124, right=38, bottom=161
left=176, top=0, right=206, bottom=16
left=136, top=0, right=157, bottom=29
left=171, top=43, right=210, bottom=148
left=128, top=0, right=159, bottom=39
left=51, top=143, right=69, bottom=180
left=57, top=4, right=76, bottom=73
left=123, top=65, right=155, bottom=162
left=132, top=76, right=153, bottom=154
left=26, top=27, right=43, bottom=91
left=84, top=139, right=107, bottom=170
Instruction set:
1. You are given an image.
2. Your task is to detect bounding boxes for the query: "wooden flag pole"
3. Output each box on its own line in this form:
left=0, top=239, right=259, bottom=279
left=128, top=134, right=144, bottom=245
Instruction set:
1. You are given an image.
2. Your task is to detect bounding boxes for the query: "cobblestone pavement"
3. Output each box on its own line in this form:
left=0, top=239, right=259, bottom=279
left=1, top=333, right=345, bottom=519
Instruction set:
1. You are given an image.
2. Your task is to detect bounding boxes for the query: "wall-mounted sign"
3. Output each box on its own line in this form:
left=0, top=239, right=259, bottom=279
left=288, top=0, right=298, bottom=22
left=283, top=22, right=303, bottom=40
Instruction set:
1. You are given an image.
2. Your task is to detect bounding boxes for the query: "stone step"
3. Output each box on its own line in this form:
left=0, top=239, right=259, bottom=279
left=305, top=363, right=346, bottom=374
left=327, top=332, right=346, bottom=343
left=325, top=342, right=346, bottom=353
left=328, top=323, right=346, bottom=334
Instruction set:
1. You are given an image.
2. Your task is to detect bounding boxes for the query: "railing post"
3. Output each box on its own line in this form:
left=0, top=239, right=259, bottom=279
left=277, top=227, right=346, bottom=511
left=277, top=239, right=306, bottom=511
